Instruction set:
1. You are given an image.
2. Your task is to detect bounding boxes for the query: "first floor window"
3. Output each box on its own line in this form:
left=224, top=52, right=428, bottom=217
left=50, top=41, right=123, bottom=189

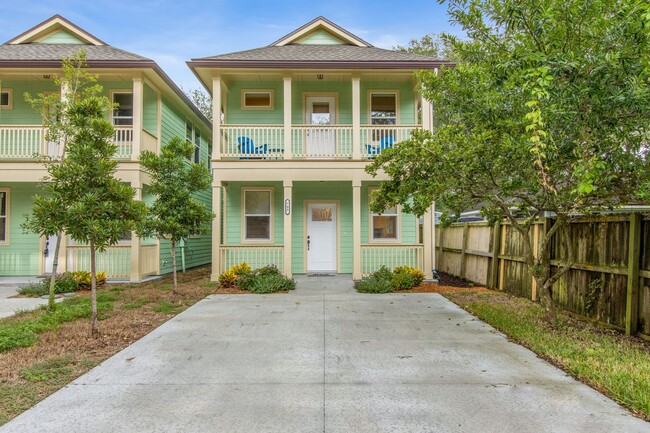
left=0, top=190, right=8, bottom=243
left=244, top=189, right=271, bottom=241
left=370, top=189, right=398, bottom=241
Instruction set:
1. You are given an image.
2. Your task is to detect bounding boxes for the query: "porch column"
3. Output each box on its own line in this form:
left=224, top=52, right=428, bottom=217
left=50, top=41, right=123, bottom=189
left=283, top=75, right=293, bottom=159
left=352, top=179, right=362, bottom=279
left=131, top=76, right=143, bottom=161
left=283, top=180, right=293, bottom=277
left=210, top=180, right=222, bottom=281
left=422, top=204, right=434, bottom=280
left=352, top=75, right=361, bottom=160
left=212, top=76, right=222, bottom=160
left=130, top=184, right=143, bottom=282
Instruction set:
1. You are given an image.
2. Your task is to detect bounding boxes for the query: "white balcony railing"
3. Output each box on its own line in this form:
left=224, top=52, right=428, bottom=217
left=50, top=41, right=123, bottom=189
left=360, top=244, right=424, bottom=277
left=66, top=245, right=132, bottom=279
left=219, top=245, right=285, bottom=273
left=217, top=124, right=418, bottom=160
left=0, top=126, right=161, bottom=161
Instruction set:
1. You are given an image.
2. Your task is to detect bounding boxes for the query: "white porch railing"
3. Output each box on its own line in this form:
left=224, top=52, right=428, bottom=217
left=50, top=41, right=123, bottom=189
left=291, top=125, right=353, bottom=159
left=360, top=244, right=424, bottom=276
left=219, top=245, right=284, bottom=273
left=220, top=125, right=285, bottom=159
left=0, top=126, right=138, bottom=160
left=140, top=244, right=159, bottom=276
left=0, top=126, right=44, bottom=159
left=66, top=245, right=131, bottom=279
left=360, top=125, right=417, bottom=158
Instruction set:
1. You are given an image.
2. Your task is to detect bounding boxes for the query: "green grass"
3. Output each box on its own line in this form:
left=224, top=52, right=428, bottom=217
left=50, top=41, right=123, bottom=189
left=0, top=295, right=116, bottom=353
left=21, top=357, right=75, bottom=382
left=444, top=290, right=650, bottom=419
left=152, top=301, right=184, bottom=314
left=120, top=297, right=153, bottom=310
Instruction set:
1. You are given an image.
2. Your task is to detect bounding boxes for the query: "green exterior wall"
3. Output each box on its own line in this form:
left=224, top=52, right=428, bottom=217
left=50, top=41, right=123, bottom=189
left=360, top=81, right=417, bottom=125
left=291, top=82, right=352, bottom=124
left=226, top=81, right=284, bottom=125
left=37, top=30, right=86, bottom=44
left=143, top=83, right=158, bottom=135
left=0, top=80, right=59, bottom=124
left=158, top=96, right=212, bottom=275
left=0, top=183, right=41, bottom=276
left=224, top=182, right=284, bottom=246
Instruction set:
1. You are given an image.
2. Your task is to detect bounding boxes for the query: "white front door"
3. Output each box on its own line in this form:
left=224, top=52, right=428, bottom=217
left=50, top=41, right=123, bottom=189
left=305, top=96, right=336, bottom=157
left=307, top=203, right=337, bottom=273
left=43, top=234, right=58, bottom=274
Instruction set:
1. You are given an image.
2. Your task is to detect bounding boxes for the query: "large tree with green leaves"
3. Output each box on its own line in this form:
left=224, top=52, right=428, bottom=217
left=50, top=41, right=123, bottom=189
left=394, top=32, right=457, bottom=60
left=368, top=0, right=650, bottom=318
left=22, top=51, right=107, bottom=313
left=140, top=136, right=214, bottom=291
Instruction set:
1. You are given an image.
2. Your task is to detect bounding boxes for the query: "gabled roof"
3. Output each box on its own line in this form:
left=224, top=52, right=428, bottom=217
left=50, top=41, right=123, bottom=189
left=270, top=16, right=371, bottom=47
left=189, top=17, right=451, bottom=71
left=0, top=15, right=210, bottom=128
left=5, top=14, right=106, bottom=45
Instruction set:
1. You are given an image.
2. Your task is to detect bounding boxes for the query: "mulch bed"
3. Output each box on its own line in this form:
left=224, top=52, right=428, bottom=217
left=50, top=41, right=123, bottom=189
left=399, top=272, right=493, bottom=294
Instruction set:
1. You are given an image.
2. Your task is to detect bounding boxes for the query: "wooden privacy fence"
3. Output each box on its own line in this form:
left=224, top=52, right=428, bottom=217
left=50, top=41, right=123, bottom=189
left=436, top=213, right=650, bottom=337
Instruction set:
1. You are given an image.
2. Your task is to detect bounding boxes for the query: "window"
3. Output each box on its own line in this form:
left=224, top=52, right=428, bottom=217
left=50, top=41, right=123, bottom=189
left=186, top=120, right=201, bottom=163
left=112, top=92, right=133, bottom=126
left=243, top=189, right=272, bottom=241
left=370, top=92, right=397, bottom=125
left=241, top=90, right=273, bottom=110
left=370, top=189, right=398, bottom=241
left=0, top=189, right=8, bottom=244
left=0, top=89, right=12, bottom=109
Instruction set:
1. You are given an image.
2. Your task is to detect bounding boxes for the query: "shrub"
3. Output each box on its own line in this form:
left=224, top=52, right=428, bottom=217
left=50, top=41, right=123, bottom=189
left=373, top=266, right=393, bottom=282
left=73, top=271, right=107, bottom=289
left=245, top=273, right=296, bottom=294
left=355, top=276, right=392, bottom=293
left=391, top=272, right=416, bottom=290
left=218, top=262, right=253, bottom=288
left=393, top=266, right=425, bottom=287
left=17, top=273, right=80, bottom=297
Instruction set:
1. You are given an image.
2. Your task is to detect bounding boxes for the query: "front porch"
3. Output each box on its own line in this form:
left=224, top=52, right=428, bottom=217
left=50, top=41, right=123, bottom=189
left=211, top=180, right=435, bottom=280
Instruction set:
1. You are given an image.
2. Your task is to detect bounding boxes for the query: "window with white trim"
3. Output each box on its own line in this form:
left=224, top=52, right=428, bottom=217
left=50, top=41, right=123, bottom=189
left=244, top=189, right=272, bottom=241
left=0, top=89, right=12, bottom=109
left=112, top=92, right=133, bottom=126
left=186, top=120, right=201, bottom=163
left=370, top=189, right=399, bottom=241
left=0, top=190, right=8, bottom=244
left=241, top=90, right=273, bottom=110
left=370, top=92, right=397, bottom=125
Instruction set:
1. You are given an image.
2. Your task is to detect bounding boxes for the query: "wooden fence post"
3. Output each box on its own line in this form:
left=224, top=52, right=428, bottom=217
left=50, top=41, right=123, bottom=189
left=625, top=213, right=642, bottom=336
left=489, top=222, right=502, bottom=289
left=437, top=228, right=444, bottom=272
left=459, top=223, right=469, bottom=279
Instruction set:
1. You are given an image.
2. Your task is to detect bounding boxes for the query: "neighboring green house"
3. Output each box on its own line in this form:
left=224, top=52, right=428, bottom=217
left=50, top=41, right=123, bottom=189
left=0, top=15, right=212, bottom=281
left=188, top=17, right=449, bottom=280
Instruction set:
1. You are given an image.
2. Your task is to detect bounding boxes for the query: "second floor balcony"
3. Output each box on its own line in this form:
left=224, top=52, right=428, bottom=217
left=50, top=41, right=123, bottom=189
left=0, top=125, right=158, bottom=161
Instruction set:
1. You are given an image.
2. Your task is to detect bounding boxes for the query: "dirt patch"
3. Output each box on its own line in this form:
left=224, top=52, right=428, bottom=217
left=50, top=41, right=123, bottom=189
left=401, top=283, right=493, bottom=294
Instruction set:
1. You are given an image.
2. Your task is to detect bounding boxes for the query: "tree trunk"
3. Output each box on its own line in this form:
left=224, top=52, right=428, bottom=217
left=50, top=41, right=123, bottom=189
left=171, top=241, right=177, bottom=293
left=46, top=231, right=63, bottom=313
left=536, top=274, right=557, bottom=321
left=90, top=239, right=98, bottom=335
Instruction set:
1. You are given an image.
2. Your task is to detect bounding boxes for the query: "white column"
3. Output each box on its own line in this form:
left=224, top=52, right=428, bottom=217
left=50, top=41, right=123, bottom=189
left=210, top=181, right=222, bottom=281
left=283, top=75, right=292, bottom=159
left=352, top=179, right=362, bottom=279
left=283, top=180, right=293, bottom=277
left=212, top=76, right=222, bottom=160
left=421, top=98, right=433, bottom=132
left=131, top=77, right=143, bottom=161
left=352, top=75, right=361, bottom=160
left=130, top=184, right=143, bottom=282
left=422, top=205, right=434, bottom=280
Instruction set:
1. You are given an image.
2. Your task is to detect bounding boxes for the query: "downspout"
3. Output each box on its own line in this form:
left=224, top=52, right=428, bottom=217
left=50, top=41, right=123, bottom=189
left=180, top=238, right=186, bottom=273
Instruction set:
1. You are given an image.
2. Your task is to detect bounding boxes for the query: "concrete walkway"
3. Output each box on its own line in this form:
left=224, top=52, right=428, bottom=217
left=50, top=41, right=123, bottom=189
left=0, top=277, right=55, bottom=319
left=2, top=276, right=649, bottom=432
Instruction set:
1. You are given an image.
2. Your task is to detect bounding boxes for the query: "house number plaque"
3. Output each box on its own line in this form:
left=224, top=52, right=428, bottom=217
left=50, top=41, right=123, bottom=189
left=285, top=199, right=291, bottom=215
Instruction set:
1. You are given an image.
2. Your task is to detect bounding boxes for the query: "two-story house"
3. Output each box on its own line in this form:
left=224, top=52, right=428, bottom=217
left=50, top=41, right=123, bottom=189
left=188, top=17, right=450, bottom=281
left=0, top=15, right=212, bottom=281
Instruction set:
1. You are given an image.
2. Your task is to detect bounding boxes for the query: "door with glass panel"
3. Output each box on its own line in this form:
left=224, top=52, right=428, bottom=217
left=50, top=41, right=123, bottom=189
left=307, top=203, right=337, bottom=272
left=305, top=96, right=336, bottom=157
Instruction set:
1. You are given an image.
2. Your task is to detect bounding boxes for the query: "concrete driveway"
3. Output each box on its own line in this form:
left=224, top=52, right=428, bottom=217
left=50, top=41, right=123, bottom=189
left=2, top=276, right=649, bottom=432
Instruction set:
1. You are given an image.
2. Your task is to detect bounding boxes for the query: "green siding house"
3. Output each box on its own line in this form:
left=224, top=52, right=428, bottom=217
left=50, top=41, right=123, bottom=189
left=0, top=15, right=212, bottom=280
left=188, top=17, right=449, bottom=280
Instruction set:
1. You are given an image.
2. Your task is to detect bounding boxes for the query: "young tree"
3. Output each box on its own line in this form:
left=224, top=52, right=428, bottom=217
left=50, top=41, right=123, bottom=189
left=368, top=0, right=650, bottom=319
left=22, top=51, right=105, bottom=312
left=140, top=136, right=214, bottom=291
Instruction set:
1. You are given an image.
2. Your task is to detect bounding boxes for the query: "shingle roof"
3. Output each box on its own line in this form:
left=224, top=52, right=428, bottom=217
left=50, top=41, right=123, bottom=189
left=194, top=44, right=443, bottom=64
left=0, top=44, right=150, bottom=62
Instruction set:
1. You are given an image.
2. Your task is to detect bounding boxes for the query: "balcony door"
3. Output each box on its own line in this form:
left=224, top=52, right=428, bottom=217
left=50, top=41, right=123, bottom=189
left=305, top=96, right=336, bottom=157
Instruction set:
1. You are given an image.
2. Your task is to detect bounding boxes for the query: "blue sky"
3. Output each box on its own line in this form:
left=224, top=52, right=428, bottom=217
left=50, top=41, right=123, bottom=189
left=0, top=0, right=458, bottom=91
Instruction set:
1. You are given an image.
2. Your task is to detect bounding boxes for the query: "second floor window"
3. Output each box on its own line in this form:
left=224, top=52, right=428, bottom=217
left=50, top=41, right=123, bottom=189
left=0, top=89, right=12, bottom=109
left=112, top=92, right=133, bottom=126
left=186, top=120, right=201, bottom=163
left=370, top=93, right=397, bottom=125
